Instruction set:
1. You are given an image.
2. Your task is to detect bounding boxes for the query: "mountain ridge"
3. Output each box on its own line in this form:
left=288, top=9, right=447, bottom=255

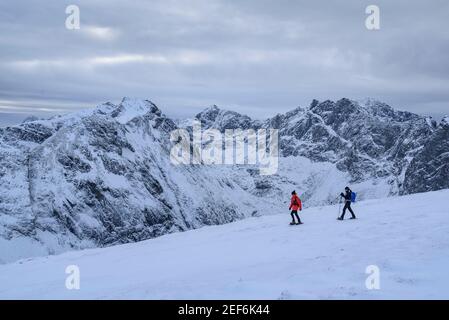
left=0, top=97, right=447, bottom=264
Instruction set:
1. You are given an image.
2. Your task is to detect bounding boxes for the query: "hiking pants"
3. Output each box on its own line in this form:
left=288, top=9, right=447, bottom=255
left=341, top=201, right=356, bottom=218
left=291, top=210, right=301, bottom=223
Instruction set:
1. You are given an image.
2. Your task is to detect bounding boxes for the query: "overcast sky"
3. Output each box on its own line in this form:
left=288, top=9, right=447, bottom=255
left=1, top=0, right=448, bottom=126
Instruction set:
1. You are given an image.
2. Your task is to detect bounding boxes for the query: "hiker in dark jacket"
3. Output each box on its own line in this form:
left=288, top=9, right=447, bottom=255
left=338, top=186, right=356, bottom=220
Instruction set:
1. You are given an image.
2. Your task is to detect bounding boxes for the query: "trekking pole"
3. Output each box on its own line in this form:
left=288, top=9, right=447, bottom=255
left=337, top=196, right=342, bottom=219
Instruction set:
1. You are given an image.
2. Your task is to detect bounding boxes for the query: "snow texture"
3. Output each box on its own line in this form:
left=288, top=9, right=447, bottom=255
left=0, top=189, right=448, bottom=299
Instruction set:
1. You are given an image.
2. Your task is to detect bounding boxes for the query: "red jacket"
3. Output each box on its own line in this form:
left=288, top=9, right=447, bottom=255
left=289, top=194, right=302, bottom=211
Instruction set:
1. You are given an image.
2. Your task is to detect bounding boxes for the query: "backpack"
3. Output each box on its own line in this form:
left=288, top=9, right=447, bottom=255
left=351, top=192, right=357, bottom=202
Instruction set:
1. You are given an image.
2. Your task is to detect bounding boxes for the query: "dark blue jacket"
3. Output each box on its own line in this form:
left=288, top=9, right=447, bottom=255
left=340, top=190, right=352, bottom=202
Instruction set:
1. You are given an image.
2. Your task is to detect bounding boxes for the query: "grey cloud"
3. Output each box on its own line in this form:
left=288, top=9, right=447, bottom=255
left=0, top=0, right=448, bottom=126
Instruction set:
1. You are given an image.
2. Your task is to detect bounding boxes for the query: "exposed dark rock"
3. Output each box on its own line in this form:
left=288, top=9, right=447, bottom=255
left=403, top=117, right=449, bottom=194
left=0, top=97, right=446, bottom=264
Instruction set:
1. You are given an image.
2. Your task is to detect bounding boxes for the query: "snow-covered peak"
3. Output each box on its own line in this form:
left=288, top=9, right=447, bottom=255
left=195, top=105, right=258, bottom=130
left=21, top=115, right=40, bottom=124
left=195, top=105, right=221, bottom=122
left=112, top=98, right=161, bottom=123
left=359, top=97, right=385, bottom=108
left=361, top=98, right=421, bottom=122
left=204, top=104, right=220, bottom=112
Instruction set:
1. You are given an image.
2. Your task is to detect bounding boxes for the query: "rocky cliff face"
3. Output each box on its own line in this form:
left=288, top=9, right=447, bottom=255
left=0, top=97, right=447, bottom=263
left=195, top=98, right=443, bottom=195
left=403, top=116, right=449, bottom=194
left=0, top=98, right=263, bottom=263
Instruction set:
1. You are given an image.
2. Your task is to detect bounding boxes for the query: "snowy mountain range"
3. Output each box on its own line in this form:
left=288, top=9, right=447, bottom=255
left=0, top=97, right=448, bottom=263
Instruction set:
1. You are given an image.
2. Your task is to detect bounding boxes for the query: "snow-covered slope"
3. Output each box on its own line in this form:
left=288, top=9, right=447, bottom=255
left=0, top=189, right=448, bottom=299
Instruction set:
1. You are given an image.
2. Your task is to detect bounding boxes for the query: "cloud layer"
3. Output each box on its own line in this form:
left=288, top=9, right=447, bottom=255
left=1, top=0, right=448, bottom=126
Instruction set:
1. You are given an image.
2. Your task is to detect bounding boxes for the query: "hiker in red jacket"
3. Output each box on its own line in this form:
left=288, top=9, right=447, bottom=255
left=289, top=190, right=303, bottom=225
